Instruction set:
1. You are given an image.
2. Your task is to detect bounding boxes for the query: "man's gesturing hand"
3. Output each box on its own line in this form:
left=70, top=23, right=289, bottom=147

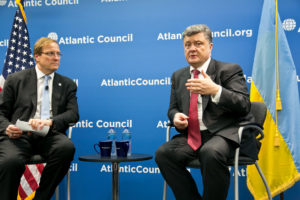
left=186, top=70, right=219, bottom=95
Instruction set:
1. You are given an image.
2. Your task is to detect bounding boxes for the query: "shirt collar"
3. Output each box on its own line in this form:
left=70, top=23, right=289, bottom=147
left=35, top=66, right=54, bottom=80
left=189, top=57, right=211, bottom=75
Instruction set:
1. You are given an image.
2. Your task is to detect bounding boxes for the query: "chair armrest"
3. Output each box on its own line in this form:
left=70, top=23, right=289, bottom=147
left=239, top=121, right=263, bottom=129
left=166, top=125, right=171, bottom=142
left=167, top=122, right=173, bottom=127
left=166, top=123, right=174, bottom=142
left=238, top=125, right=265, bottom=143
left=68, top=123, right=76, bottom=139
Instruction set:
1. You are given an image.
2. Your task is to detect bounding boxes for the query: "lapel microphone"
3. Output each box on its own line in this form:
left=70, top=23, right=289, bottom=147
left=45, top=85, right=49, bottom=90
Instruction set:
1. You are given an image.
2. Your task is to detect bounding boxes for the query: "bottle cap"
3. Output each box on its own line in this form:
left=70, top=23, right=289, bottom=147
left=107, top=127, right=116, bottom=134
left=122, top=127, right=131, bottom=134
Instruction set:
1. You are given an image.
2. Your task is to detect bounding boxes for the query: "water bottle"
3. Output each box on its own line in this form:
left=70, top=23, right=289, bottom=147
left=107, top=127, right=116, bottom=156
left=122, top=127, right=131, bottom=156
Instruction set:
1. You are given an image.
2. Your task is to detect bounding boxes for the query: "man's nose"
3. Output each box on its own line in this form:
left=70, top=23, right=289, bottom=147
left=53, top=54, right=60, bottom=59
left=189, top=45, right=197, bottom=51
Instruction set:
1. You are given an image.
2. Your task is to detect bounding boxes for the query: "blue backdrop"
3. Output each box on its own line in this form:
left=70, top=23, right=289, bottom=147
left=1, top=0, right=300, bottom=199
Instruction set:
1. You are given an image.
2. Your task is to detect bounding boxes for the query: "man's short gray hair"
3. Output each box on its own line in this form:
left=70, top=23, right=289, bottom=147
left=182, top=24, right=213, bottom=43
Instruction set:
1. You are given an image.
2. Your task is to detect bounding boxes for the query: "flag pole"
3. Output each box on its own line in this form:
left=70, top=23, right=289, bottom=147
left=275, top=4, right=284, bottom=198
left=15, top=0, right=27, bottom=24
left=274, top=0, right=281, bottom=147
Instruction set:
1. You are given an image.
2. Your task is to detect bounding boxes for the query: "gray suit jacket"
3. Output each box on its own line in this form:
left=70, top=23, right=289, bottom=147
left=168, top=59, right=260, bottom=159
left=0, top=67, right=79, bottom=135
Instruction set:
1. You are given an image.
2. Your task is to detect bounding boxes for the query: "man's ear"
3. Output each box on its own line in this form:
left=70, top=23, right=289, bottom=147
left=34, top=54, right=39, bottom=63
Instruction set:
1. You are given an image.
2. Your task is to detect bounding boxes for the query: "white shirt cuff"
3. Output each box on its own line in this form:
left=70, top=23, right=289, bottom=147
left=211, top=85, right=222, bottom=104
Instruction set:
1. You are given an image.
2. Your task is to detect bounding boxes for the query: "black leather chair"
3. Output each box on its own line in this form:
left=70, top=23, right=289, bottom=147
left=25, top=125, right=74, bottom=200
left=162, top=102, right=272, bottom=200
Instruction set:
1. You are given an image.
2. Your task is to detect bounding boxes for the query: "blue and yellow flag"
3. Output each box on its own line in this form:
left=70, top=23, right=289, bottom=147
left=247, top=0, right=300, bottom=199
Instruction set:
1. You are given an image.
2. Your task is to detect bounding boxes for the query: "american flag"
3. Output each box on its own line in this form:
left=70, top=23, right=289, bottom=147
left=0, top=0, right=35, bottom=91
left=0, top=1, right=45, bottom=199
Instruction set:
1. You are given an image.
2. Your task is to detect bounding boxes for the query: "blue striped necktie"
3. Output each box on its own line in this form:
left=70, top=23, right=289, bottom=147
left=41, top=75, right=51, bottom=120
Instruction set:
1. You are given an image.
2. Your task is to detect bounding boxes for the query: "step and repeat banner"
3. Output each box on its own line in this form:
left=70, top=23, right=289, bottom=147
left=1, top=0, right=300, bottom=199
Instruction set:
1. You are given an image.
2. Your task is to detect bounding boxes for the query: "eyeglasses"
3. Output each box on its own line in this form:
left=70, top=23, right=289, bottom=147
left=41, top=52, right=62, bottom=57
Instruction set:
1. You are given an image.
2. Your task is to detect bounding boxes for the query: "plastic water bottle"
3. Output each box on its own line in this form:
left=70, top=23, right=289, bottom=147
left=122, top=127, right=131, bottom=156
left=107, top=127, right=116, bottom=156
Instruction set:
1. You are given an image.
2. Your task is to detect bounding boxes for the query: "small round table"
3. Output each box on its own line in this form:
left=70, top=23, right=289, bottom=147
left=79, top=153, right=153, bottom=200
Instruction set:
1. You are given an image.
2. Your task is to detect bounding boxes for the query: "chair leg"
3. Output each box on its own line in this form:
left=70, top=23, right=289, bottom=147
left=55, top=186, right=59, bottom=200
left=67, top=170, right=70, bottom=200
left=234, top=147, right=240, bottom=200
left=163, top=180, right=167, bottom=200
left=55, top=172, right=70, bottom=200
left=254, top=162, right=272, bottom=200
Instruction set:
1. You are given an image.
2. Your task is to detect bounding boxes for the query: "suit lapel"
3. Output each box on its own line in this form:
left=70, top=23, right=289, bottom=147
left=182, top=67, right=191, bottom=115
left=30, top=68, right=38, bottom=118
left=52, top=73, right=62, bottom=116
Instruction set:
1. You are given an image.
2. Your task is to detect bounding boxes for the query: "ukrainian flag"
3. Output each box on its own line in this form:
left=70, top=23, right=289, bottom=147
left=247, top=0, right=300, bottom=199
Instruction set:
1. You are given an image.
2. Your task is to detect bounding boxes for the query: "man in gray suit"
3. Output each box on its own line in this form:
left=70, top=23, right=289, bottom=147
left=0, top=37, right=79, bottom=200
left=155, top=24, right=258, bottom=200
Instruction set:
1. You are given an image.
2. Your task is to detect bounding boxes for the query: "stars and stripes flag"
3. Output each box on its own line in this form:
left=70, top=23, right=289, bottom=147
left=0, top=1, right=45, bottom=199
left=0, top=0, right=35, bottom=91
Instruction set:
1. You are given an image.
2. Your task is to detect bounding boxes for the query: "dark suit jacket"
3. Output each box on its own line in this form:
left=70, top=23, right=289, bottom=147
left=0, top=67, right=79, bottom=135
left=168, top=59, right=260, bottom=159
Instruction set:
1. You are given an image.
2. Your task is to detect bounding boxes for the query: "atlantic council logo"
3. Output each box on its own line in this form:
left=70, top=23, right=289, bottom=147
left=6, top=0, right=78, bottom=7
left=0, top=0, right=7, bottom=6
left=282, top=18, right=296, bottom=31
left=46, top=32, right=133, bottom=45
left=48, top=32, right=58, bottom=41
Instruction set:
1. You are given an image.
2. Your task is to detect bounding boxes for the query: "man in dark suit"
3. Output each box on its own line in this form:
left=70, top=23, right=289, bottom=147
left=0, top=37, right=79, bottom=200
left=155, top=24, right=256, bottom=200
